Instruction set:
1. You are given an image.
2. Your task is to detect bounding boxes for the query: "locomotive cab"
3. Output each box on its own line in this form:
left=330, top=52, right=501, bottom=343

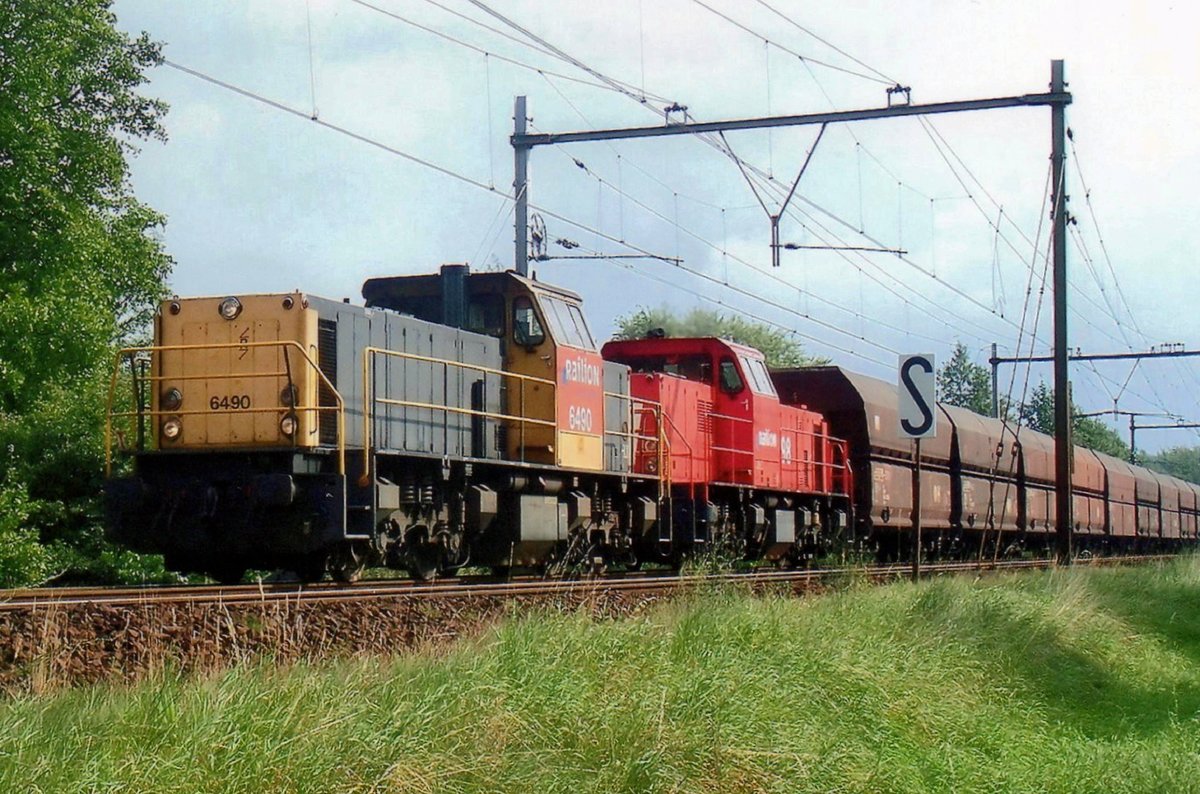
left=363, top=266, right=607, bottom=471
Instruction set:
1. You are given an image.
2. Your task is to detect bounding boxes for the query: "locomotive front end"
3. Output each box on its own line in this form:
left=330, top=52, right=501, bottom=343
left=104, top=292, right=347, bottom=582
left=150, top=293, right=324, bottom=450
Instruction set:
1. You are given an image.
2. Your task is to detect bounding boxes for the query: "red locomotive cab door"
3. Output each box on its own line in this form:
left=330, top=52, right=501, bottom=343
left=712, top=356, right=753, bottom=484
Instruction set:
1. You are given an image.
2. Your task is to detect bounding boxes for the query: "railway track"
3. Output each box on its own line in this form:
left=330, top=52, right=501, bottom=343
left=0, top=554, right=1170, bottom=611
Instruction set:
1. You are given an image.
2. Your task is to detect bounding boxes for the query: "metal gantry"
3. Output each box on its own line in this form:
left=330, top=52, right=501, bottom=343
left=990, top=345, right=1200, bottom=419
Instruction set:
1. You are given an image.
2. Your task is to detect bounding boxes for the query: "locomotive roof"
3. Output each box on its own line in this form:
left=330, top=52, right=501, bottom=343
left=602, top=336, right=766, bottom=360
left=362, top=268, right=583, bottom=306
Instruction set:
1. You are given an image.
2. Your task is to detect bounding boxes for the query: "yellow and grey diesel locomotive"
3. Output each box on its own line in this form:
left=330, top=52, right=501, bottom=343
left=105, top=265, right=665, bottom=583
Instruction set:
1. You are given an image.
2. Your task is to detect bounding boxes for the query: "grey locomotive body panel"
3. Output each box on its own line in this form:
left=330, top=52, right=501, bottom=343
left=603, top=361, right=632, bottom=473
left=307, top=296, right=503, bottom=459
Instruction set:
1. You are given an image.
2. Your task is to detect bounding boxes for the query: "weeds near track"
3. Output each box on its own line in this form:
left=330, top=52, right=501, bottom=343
left=2, top=559, right=1200, bottom=792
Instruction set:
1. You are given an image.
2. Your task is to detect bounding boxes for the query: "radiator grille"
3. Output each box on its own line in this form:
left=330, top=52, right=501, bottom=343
left=697, top=400, right=714, bottom=434
left=317, top=319, right=338, bottom=445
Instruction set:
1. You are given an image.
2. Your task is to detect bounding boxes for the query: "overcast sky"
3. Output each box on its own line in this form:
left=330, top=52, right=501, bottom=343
left=111, top=0, right=1200, bottom=452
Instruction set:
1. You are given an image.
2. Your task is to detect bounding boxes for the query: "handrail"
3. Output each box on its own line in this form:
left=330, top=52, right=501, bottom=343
left=105, top=340, right=346, bottom=476
left=703, top=410, right=852, bottom=496
left=602, top=390, right=664, bottom=472
left=361, top=347, right=557, bottom=482
left=653, top=407, right=699, bottom=500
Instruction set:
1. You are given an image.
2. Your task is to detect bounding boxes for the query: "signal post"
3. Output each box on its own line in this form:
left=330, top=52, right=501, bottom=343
left=898, top=354, right=937, bottom=581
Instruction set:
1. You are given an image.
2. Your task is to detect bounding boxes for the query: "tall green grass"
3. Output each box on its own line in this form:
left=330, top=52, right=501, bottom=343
left=3, top=560, right=1200, bottom=792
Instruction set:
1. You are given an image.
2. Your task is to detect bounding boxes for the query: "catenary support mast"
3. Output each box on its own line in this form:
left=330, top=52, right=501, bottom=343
left=1050, top=60, right=1072, bottom=565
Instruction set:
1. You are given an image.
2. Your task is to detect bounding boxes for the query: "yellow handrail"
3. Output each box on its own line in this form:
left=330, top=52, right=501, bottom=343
left=360, top=347, right=558, bottom=482
left=104, top=340, right=346, bottom=477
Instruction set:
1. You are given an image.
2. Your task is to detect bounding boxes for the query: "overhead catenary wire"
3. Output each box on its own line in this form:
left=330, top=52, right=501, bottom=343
left=551, top=240, right=893, bottom=367
left=206, top=4, right=1171, bottom=429
left=686, top=0, right=895, bottom=85
left=529, top=75, right=954, bottom=349
left=751, top=0, right=900, bottom=85
left=973, top=164, right=1059, bottom=562
left=362, top=0, right=1098, bottom=381
left=916, top=116, right=1169, bottom=382
left=462, top=0, right=660, bottom=105
left=344, top=0, right=671, bottom=102
left=455, top=0, right=1026, bottom=351
left=162, top=60, right=502, bottom=195
left=447, top=0, right=1019, bottom=366
left=1069, top=134, right=1200, bottom=416
left=399, top=3, right=1194, bottom=441
left=161, top=60, right=703, bottom=307
left=529, top=86, right=943, bottom=349
left=763, top=53, right=1018, bottom=342
left=304, top=0, right=318, bottom=118
left=679, top=107, right=1027, bottom=340
left=555, top=144, right=939, bottom=349
left=165, top=0, right=1196, bottom=445
left=916, top=116, right=1129, bottom=348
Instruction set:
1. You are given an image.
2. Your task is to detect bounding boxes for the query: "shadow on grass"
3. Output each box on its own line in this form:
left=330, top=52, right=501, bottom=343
left=1085, top=569, right=1200, bottom=665
left=905, top=576, right=1200, bottom=740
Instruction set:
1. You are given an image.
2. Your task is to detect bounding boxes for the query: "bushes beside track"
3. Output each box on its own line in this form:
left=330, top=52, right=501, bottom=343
left=3, top=560, right=1200, bottom=792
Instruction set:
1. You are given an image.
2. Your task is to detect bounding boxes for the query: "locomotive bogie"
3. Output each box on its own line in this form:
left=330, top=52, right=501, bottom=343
left=105, top=450, right=348, bottom=579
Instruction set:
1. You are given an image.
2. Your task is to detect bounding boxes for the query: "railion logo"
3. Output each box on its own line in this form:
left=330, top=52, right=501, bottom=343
left=562, top=356, right=601, bottom=386
left=757, top=429, right=778, bottom=448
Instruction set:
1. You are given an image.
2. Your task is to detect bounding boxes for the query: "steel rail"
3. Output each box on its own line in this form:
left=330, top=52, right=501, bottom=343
left=0, top=556, right=1170, bottom=611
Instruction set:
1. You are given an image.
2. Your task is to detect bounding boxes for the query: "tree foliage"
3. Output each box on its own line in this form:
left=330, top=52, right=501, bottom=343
left=1017, top=382, right=1131, bottom=459
left=937, top=342, right=991, bottom=415
left=1142, top=447, right=1200, bottom=485
left=612, top=306, right=830, bottom=368
left=0, top=0, right=173, bottom=584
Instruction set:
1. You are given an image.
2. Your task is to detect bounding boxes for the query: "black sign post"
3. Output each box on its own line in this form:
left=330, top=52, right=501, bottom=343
left=912, top=438, right=922, bottom=583
left=898, top=354, right=937, bottom=583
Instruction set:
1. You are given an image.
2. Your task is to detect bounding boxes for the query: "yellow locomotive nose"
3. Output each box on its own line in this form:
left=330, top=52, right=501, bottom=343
left=152, top=292, right=321, bottom=448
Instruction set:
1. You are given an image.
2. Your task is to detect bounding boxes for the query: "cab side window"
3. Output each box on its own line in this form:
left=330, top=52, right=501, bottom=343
left=567, top=304, right=596, bottom=349
left=512, top=296, right=545, bottom=347
left=467, top=293, right=505, bottom=337
left=719, top=358, right=744, bottom=394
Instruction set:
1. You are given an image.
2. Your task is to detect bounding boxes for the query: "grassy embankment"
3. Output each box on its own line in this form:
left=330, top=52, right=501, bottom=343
left=3, top=560, right=1200, bottom=792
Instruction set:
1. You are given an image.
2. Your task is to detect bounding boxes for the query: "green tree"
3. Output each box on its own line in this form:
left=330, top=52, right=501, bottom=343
left=1018, top=382, right=1130, bottom=459
left=612, top=306, right=829, bottom=368
left=0, top=0, right=173, bottom=584
left=1142, top=447, right=1200, bottom=484
left=937, top=341, right=992, bottom=415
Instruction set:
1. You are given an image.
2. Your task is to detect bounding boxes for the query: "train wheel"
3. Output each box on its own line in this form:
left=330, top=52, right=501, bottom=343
left=296, top=553, right=327, bottom=584
left=210, top=565, right=246, bottom=586
left=329, top=544, right=366, bottom=584
left=408, top=544, right=441, bottom=581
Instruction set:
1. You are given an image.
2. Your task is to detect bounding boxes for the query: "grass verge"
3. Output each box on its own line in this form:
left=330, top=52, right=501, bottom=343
left=3, top=559, right=1200, bottom=792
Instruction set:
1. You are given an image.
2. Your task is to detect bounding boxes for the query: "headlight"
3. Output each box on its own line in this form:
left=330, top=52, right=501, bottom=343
left=280, top=385, right=298, bottom=406
left=161, top=387, right=182, bottom=410
left=280, top=414, right=298, bottom=437
left=218, top=297, right=242, bottom=320
left=162, top=417, right=182, bottom=440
